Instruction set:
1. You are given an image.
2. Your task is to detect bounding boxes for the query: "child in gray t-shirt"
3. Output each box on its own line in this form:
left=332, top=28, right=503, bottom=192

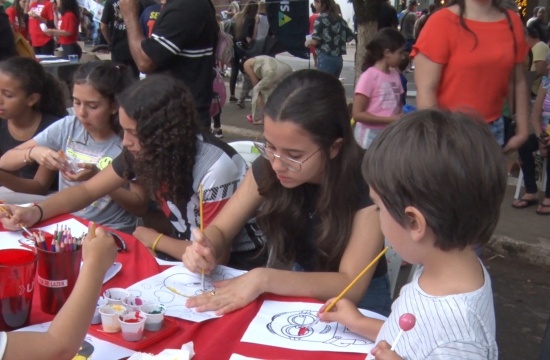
left=0, top=62, right=142, bottom=233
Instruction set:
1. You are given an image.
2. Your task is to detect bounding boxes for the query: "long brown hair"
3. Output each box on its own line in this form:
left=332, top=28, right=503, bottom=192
left=234, top=0, right=258, bottom=40
left=257, top=70, right=364, bottom=271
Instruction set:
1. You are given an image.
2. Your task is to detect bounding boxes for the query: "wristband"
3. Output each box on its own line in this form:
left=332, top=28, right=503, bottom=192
left=34, top=204, right=43, bottom=223
left=151, top=233, right=163, bottom=252
left=23, top=146, right=35, bottom=164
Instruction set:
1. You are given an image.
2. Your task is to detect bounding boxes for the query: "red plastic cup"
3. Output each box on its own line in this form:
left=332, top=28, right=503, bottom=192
left=0, top=249, right=38, bottom=331
left=36, top=246, right=82, bottom=314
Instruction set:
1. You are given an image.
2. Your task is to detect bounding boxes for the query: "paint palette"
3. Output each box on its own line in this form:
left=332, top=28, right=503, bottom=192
left=88, top=316, right=179, bottom=350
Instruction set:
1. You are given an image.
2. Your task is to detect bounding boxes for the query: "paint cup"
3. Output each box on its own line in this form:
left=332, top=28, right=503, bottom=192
left=37, top=246, right=81, bottom=314
left=91, top=297, right=108, bottom=325
left=98, top=304, right=127, bottom=333
left=0, top=249, right=37, bottom=331
left=68, top=54, right=79, bottom=63
left=103, top=288, right=130, bottom=305
left=122, top=296, right=148, bottom=312
left=140, top=303, right=166, bottom=332
left=118, top=311, right=147, bottom=341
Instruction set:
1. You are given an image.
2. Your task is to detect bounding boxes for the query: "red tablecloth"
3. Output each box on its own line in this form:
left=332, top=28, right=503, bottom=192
left=13, top=215, right=367, bottom=360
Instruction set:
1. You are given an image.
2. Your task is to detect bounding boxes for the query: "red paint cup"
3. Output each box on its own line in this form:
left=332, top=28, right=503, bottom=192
left=0, top=249, right=38, bottom=331
left=37, top=246, right=82, bottom=314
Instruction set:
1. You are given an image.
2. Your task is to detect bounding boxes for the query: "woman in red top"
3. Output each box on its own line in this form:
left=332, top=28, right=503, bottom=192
left=25, top=0, right=55, bottom=54
left=6, top=0, right=29, bottom=39
left=309, top=2, right=319, bottom=67
left=44, top=0, right=81, bottom=58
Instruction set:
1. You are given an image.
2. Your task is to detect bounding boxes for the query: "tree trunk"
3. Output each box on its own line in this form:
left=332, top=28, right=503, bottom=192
left=352, top=0, right=380, bottom=83
left=354, top=21, right=378, bottom=81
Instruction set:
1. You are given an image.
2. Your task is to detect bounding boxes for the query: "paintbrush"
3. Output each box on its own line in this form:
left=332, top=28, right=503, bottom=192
left=324, top=247, right=389, bottom=313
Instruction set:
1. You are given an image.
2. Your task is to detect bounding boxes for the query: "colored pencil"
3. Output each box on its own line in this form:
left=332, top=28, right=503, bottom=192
left=324, top=247, right=389, bottom=313
left=199, top=184, right=206, bottom=292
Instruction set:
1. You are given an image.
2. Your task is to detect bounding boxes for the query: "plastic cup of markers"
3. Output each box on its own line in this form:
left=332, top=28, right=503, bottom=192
left=103, top=288, right=130, bottom=305
left=91, top=297, right=108, bottom=325
left=99, top=304, right=127, bottom=333
left=122, top=296, right=148, bottom=312
left=36, top=246, right=82, bottom=314
left=140, top=303, right=166, bottom=332
left=118, top=311, right=147, bottom=341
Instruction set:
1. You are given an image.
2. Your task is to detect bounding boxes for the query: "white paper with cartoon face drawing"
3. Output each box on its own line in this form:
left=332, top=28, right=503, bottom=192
left=241, top=301, right=387, bottom=353
left=125, top=264, right=247, bottom=322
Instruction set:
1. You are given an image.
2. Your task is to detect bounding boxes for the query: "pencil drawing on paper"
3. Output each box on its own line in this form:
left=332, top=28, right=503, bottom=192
left=125, top=265, right=247, bottom=322
left=267, top=309, right=370, bottom=347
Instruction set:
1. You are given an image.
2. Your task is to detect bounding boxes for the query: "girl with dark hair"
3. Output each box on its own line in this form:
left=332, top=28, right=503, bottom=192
left=229, top=0, right=258, bottom=102
left=6, top=0, right=29, bottom=39
left=0, top=75, right=263, bottom=265
left=43, top=0, right=81, bottom=58
left=0, top=56, right=66, bottom=195
left=412, top=0, right=529, bottom=152
left=184, top=69, right=391, bottom=317
left=0, top=61, right=142, bottom=233
left=353, top=28, right=405, bottom=149
left=305, top=0, right=354, bottom=77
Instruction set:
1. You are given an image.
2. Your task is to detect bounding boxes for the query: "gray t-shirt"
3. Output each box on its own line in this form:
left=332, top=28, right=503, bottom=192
left=34, top=115, right=136, bottom=233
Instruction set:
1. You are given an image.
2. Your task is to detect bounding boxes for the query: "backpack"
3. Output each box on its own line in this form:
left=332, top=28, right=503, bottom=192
left=210, top=68, right=227, bottom=117
left=13, top=30, right=35, bottom=58
left=216, top=30, right=234, bottom=66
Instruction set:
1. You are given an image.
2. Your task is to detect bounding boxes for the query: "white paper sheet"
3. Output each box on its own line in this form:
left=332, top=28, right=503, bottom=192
left=241, top=301, right=387, bottom=354
left=126, top=265, right=246, bottom=322
left=16, top=321, right=135, bottom=359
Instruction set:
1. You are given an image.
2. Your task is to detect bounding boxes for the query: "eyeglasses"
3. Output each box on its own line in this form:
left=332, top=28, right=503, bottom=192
left=253, top=141, right=321, bottom=172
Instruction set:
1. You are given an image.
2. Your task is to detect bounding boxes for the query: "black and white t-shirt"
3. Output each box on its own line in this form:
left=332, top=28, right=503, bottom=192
left=111, top=134, right=265, bottom=262
left=141, top=0, right=217, bottom=125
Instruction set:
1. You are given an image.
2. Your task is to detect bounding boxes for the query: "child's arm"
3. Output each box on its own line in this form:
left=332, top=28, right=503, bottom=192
left=352, top=94, right=400, bottom=125
left=0, top=140, right=67, bottom=172
left=3, top=225, right=118, bottom=360
left=0, top=166, right=56, bottom=195
left=317, top=297, right=385, bottom=341
left=108, top=180, right=148, bottom=216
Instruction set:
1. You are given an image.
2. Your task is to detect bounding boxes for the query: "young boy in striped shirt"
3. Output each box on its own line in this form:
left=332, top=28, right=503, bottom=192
left=319, top=109, right=503, bottom=359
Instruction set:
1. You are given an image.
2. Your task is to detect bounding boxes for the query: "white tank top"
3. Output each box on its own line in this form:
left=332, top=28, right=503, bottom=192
left=255, top=14, right=270, bottom=41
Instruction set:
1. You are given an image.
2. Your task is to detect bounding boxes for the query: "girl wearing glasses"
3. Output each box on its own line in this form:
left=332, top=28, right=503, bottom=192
left=0, top=61, right=143, bottom=233
left=184, top=70, right=391, bottom=317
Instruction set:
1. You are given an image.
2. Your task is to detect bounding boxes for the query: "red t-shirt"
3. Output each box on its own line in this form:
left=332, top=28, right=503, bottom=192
left=6, top=6, right=29, bottom=39
left=28, top=0, right=54, bottom=46
left=412, top=9, right=529, bottom=122
left=57, top=11, right=78, bottom=44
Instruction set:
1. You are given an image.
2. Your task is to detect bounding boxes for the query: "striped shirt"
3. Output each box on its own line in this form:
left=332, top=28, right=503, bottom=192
left=376, top=262, right=498, bottom=359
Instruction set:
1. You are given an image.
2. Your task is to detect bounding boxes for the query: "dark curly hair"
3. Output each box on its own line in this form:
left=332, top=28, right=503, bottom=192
left=0, top=57, right=68, bottom=118
left=116, top=75, right=200, bottom=209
